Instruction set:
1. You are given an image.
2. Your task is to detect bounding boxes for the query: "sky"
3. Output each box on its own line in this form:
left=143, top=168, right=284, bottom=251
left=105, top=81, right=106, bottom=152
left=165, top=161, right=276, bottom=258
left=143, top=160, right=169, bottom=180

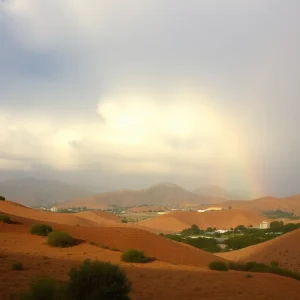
left=0, top=0, right=300, bottom=197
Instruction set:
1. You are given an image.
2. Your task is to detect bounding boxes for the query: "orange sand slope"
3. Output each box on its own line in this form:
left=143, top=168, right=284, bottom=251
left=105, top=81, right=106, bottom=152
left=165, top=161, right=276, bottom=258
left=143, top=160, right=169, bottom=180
left=212, top=194, right=300, bottom=214
left=0, top=200, right=118, bottom=227
left=0, top=212, right=223, bottom=268
left=217, top=229, right=300, bottom=272
left=1, top=223, right=300, bottom=300
left=139, top=209, right=264, bottom=232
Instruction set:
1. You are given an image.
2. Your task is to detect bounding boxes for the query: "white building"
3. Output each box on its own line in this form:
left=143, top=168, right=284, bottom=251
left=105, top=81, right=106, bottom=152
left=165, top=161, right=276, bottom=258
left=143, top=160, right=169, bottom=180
left=50, top=206, right=58, bottom=212
left=260, top=221, right=270, bottom=229
left=197, top=207, right=223, bottom=213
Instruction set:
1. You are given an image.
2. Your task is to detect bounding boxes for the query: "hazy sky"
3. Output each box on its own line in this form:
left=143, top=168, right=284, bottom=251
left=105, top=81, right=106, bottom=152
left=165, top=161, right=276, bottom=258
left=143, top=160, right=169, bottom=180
left=0, top=0, right=300, bottom=196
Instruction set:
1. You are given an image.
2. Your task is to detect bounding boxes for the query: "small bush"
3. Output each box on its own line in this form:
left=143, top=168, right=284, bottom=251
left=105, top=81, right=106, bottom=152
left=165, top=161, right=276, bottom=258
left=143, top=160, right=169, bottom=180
left=0, top=213, right=11, bottom=223
left=246, top=273, right=253, bottom=278
left=121, top=249, right=148, bottom=263
left=270, top=260, right=279, bottom=267
left=19, top=277, right=62, bottom=300
left=47, top=231, right=74, bottom=248
left=227, top=260, right=300, bottom=281
left=208, top=261, right=228, bottom=271
left=228, top=261, right=248, bottom=271
left=0, top=196, right=5, bottom=201
left=111, top=248, right=120, bottom=252
left=66, top=259, right=131, bottom=300
left=100, top=245, right=109, bottom=249
left=12, top=262, right=23, bottom=271
left=30, top=224, right=53, bottom=236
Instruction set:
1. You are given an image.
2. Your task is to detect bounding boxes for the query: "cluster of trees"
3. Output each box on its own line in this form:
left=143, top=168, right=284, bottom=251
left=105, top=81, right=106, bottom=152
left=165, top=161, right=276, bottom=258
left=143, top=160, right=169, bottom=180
left=162, top=221, right=300, bottom=253
left=161, top=232, right=221, bottom=253
left=263, top=209, right=300, bottom=220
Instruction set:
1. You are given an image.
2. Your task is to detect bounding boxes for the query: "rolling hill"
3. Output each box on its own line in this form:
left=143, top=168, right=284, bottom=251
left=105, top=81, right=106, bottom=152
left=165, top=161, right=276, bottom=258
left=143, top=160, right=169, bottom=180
left=212, top=194, right=300, bottom=214
left=217, top=228, right=300, bottom=273
left=0, top=177, right=93, bottom=206
left=138, top=209, right=264, bottom=232
left=193, top=185, right=250, bottom=200
left=58, top=182, right=221, bottom=208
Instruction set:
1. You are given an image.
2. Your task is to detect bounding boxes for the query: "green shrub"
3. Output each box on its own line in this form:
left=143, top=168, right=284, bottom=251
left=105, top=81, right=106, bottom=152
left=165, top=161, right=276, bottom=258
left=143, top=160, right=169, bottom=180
left=0, top=213, right=11, bottom=223
left=121, top=249, right=148, bottom=263
left=208, top=261, right=228, bottom=271
left=0, top=196, right=5, bottom=201
left=47, top=231, right=74, bottom=248
left=19, top=277, right=62, bottom=300
left=227, top=260, right=300, bottom=281
left=30, top=224, right=53, bottom=236
left=270, top=260, right=279, bottom=267
left=111, top=248, right=120, bottom=252
left=12, top=262, right=23, bottom=271
left=100, top=245, right=109, bottom=249
left=66, top=259, right=131, bottom=300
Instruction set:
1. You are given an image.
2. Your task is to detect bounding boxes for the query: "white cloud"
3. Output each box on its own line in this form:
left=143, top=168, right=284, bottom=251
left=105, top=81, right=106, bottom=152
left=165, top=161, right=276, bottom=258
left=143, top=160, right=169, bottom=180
left=0, top=89, right=247, bottom=175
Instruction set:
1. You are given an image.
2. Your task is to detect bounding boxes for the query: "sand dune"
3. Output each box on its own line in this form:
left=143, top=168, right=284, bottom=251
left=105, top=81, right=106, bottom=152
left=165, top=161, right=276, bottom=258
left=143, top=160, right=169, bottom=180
left=207, top=194, right=300, bottom=214
left=217, top=228, right=300, bottom=272
left=139, top=209, right=264, bottom=232
left=0, top=200, right=105, bottom=227
left=1, top=223, right=300, bottom=300
left=75, top=210, right=120, bottom=224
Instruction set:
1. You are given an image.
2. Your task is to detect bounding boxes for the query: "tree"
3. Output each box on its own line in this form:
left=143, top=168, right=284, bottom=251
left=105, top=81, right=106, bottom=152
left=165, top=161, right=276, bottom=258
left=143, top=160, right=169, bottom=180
left=270, top=221, right=284, bottom=230
left=190, top=224, right=200, bottom=234
left=235, top=225, right=247, bottom=232
left=0, top=196, right=5, bottom=201
left=206, top=227, right=214, bottom=232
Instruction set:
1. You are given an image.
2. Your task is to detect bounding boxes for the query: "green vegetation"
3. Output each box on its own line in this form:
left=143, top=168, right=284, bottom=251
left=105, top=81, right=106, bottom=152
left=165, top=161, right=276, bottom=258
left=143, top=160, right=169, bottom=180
left=67, top=259, right=131, bottom=300
left=0, top=213, right=11, bottom=223
left=0, top=195, right=5, bottom=201
left=30, top=224, right=53, bottom=236
left=121, top=249, right=148, bottom=263
left=47, top=231, right=75, bottom=248
left=263, top=209, right=300, bottom=220
left=12, top=262, right=24, bottom=271
left=227, top=261, right=300, bottom=281
left=163, top=222, right=300, bottom=253
left=17, top=260, right=132, bottom=300
left=208, top=261, right=228, bottom=271
left=161, top=233, right=221, bottom=253
left=19, top=278, right=62, bottom=300
left=181, top=224, right=204, bottom=236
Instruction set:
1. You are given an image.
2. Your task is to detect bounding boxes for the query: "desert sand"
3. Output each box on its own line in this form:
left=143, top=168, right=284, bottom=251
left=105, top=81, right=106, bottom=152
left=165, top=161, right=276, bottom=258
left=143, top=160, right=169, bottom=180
left=217, top=228, right=300, bottom=272
left=208, top=194, right=300, bottom=214
left=139, top=209, right=264, bottom=232
left=1, top=220, right=300, bottom=300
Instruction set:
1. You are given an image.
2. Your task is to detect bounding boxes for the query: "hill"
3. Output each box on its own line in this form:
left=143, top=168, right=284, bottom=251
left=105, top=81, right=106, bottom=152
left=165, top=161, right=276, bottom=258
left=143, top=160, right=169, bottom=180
left=138, top=209, right=263, bottom=232
left=217, top=229, right=300, bottom=273
left=59, top=182, right=220, bottom=208
left=213, top=194, right=300, bottom=214
left=0, top=200, right=115, bottom=227
left=193, top=185, right=250, bottom=200
left=0, top=177, right=93, bottom=206
left=2, top=212, right=300, bottom=299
